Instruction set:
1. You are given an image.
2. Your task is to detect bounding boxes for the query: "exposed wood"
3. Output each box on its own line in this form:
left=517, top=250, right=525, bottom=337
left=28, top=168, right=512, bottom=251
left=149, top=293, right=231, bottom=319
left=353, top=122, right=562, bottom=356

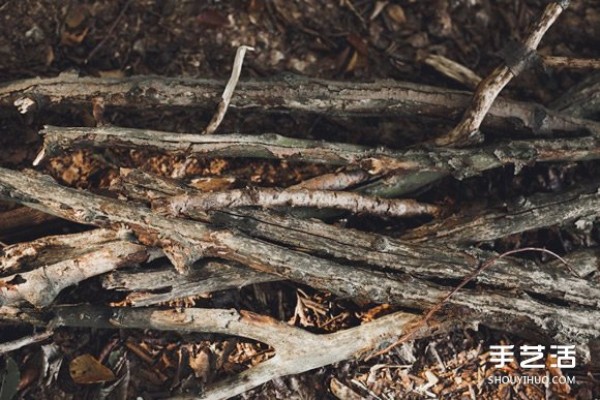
left=0, top=229, right=161, bottom=307
left=435, top=1, right=570, bottom=146
left=152, top=188, right=440, bottom=218
left=5, top=305, right=426, bottom=400
left=0, top=168, right=598, bottom=346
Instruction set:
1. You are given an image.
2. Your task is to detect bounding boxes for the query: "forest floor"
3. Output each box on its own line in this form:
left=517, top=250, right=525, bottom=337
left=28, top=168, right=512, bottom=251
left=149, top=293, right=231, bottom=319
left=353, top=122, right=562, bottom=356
left=0, top=0, right=599, bottom=399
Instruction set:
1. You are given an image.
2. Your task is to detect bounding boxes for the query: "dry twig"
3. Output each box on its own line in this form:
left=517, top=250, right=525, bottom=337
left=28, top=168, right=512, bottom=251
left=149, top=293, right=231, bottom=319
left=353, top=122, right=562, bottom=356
left=0, top=330, right=53, bottom=354
left=204, top=45, right=254, bottom=134
left=152, top=188, right=440, bottom=218
left=435, top=1, right=570, bottom=146
left=4, top=75, right=598, bottom=138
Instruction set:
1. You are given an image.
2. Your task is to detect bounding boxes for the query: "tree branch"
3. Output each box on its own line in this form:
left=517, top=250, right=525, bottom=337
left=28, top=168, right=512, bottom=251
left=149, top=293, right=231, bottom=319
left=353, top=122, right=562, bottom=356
left=403, top=184, right=600, bottom=244
left=2, top=74, right=598, bottom=138
left=152, top=188, right=440, bottom=219
left=435, top=1, right=571, bottom=146
left=38, top=125, right=600, bottom=198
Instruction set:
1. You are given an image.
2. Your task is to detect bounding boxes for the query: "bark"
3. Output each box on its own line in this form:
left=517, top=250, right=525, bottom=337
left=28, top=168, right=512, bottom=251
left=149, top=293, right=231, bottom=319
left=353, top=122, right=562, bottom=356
left=152, top=188, right=440, bottom=218
left=435, top=1, right=570, bottom=146
left=0, top=229, right=161, bottom=307
left=5, top=305, right=426, bottom=400
left=551, top=72, right=600, bottom=119
left=38, top=125, right=600, bottom=198
left=403, top=185, right=600, bottom=244
left=0, top=167, right=598, bottom=346
left=118, top=169, right=600, bottom=310
left=102, top=260, right=278, bottom=307
left=2, top=74, right=598, bottom=138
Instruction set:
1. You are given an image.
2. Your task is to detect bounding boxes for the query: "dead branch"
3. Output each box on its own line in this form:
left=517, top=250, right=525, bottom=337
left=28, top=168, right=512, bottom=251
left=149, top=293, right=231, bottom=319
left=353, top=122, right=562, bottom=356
left=541, top=56, right=600, bottom=70
left=204, top=45, right=254, bottom=135
left=1, top=167, right=598, bottom=344
left=1, top=229, right=128, bottom=274
left=39, top=125, right=600, bottom=198
left=0, top=229, right=160, bottom=307
left=117, top=170, right=600, bottom=310
left=551, top=72, right=600, bottom=119
left=435, top=1, right=570, bottom=146
left=0, top=330, right=53, bottom=354
left=102, top=260, right=278, bottom=307
left=0, top=207, right=60, bottom=243
left=403, top=184, right=600, bottom=244
left=423, top=54, right=482, bottom=90
left=36, top=125, right=376, bottom=167
left=3, top=74, right=598, bottom=138
left=152, top=188, right=440, bottom=218
left=289, top=169, right=370, bottom=190
left=10, top=305, right=422, bottom=400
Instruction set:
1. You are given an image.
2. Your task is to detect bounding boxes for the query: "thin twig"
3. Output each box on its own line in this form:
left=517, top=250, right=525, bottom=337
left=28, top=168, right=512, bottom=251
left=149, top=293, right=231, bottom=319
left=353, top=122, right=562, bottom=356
left=85, top=0, right=133, bottom=64
left=368, top=247, right=575, bottom=359
left=541, top=55, right=600, bottom=70
left=0, top=330, right=53, bottom=354
left=435, top=0, right=570, bottom=146
left=423, top=54, right=482, bottom=90
left=289, top=169, right=371, bottom=190
left=151, top=188, right=441, bottom=218
left=204, top=45, right=254, bottom=134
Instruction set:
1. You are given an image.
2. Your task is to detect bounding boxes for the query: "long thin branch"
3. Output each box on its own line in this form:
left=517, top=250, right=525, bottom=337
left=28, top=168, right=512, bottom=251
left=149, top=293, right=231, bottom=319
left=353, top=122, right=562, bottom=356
left=118, top=169, right=600, bottom=309
left=37, top=125, right=600, bottom=199
left=1, top=167, right=598, bottom=345
left=0, top=330, right=53, bottom=354
left=11, top=305, right=421, bottom=400
left=3, top=74, right=599, bottom=138
left=403, top=184, right=600, bottom=244
left=152, top=188, right=440, bottom=218
left=435, top=0, right=570, bottom=146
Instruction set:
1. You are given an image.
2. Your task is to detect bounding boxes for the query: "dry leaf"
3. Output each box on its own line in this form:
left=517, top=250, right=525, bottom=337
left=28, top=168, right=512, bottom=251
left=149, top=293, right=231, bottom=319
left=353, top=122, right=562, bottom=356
left=60, top=27, right=89, bottom=46
left=386, top=4, right=406, bottom=25
left=69, top=354, right=115, bottom=384
left=189, top=347, right=212, bottom=382
left=329, top=377, right=362, bottom=400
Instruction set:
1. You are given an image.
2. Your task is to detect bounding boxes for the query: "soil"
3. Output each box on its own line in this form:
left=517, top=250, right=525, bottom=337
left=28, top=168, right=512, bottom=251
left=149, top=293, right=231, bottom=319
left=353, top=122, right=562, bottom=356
left=1, top=0, right=599, bottom=399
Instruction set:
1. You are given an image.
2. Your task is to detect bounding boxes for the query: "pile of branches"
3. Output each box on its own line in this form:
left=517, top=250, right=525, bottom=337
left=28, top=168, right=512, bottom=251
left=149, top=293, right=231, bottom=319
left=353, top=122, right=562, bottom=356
left=1, top=2, right=599, bottom=398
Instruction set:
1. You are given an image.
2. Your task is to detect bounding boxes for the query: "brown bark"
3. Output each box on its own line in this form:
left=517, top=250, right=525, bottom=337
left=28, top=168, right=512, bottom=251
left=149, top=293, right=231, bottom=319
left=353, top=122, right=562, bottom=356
left=1, top=167, right=598, bottom=347
left=2, top=74, right=598, bottom=138
left=152, top=188, right=440, bottom=218
left=435, top=1, right=570, bottom=146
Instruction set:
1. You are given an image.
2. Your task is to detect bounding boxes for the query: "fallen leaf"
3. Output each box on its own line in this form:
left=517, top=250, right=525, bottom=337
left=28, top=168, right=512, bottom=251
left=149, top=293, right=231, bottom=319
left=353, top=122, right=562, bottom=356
left=69, top=354, right=115, bottom=384
left=189, top=347, right=212, bottom=382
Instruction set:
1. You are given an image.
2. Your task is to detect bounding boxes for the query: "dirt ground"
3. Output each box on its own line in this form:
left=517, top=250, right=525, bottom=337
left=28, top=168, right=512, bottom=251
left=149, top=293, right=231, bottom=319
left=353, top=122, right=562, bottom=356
left=1, top=0, right=600, bottom=399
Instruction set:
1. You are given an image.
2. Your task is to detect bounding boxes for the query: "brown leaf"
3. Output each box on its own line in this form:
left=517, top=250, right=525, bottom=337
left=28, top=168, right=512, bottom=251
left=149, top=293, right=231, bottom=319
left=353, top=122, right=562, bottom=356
left=196, top=10, right=230, bottom=28
left=386, top=4, right=406, bottom=25
left=60, top=27, right=89, bottom=46
left=188, top=347, right=212, bottom=382
left=69, top=354, right=115, bottom=384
